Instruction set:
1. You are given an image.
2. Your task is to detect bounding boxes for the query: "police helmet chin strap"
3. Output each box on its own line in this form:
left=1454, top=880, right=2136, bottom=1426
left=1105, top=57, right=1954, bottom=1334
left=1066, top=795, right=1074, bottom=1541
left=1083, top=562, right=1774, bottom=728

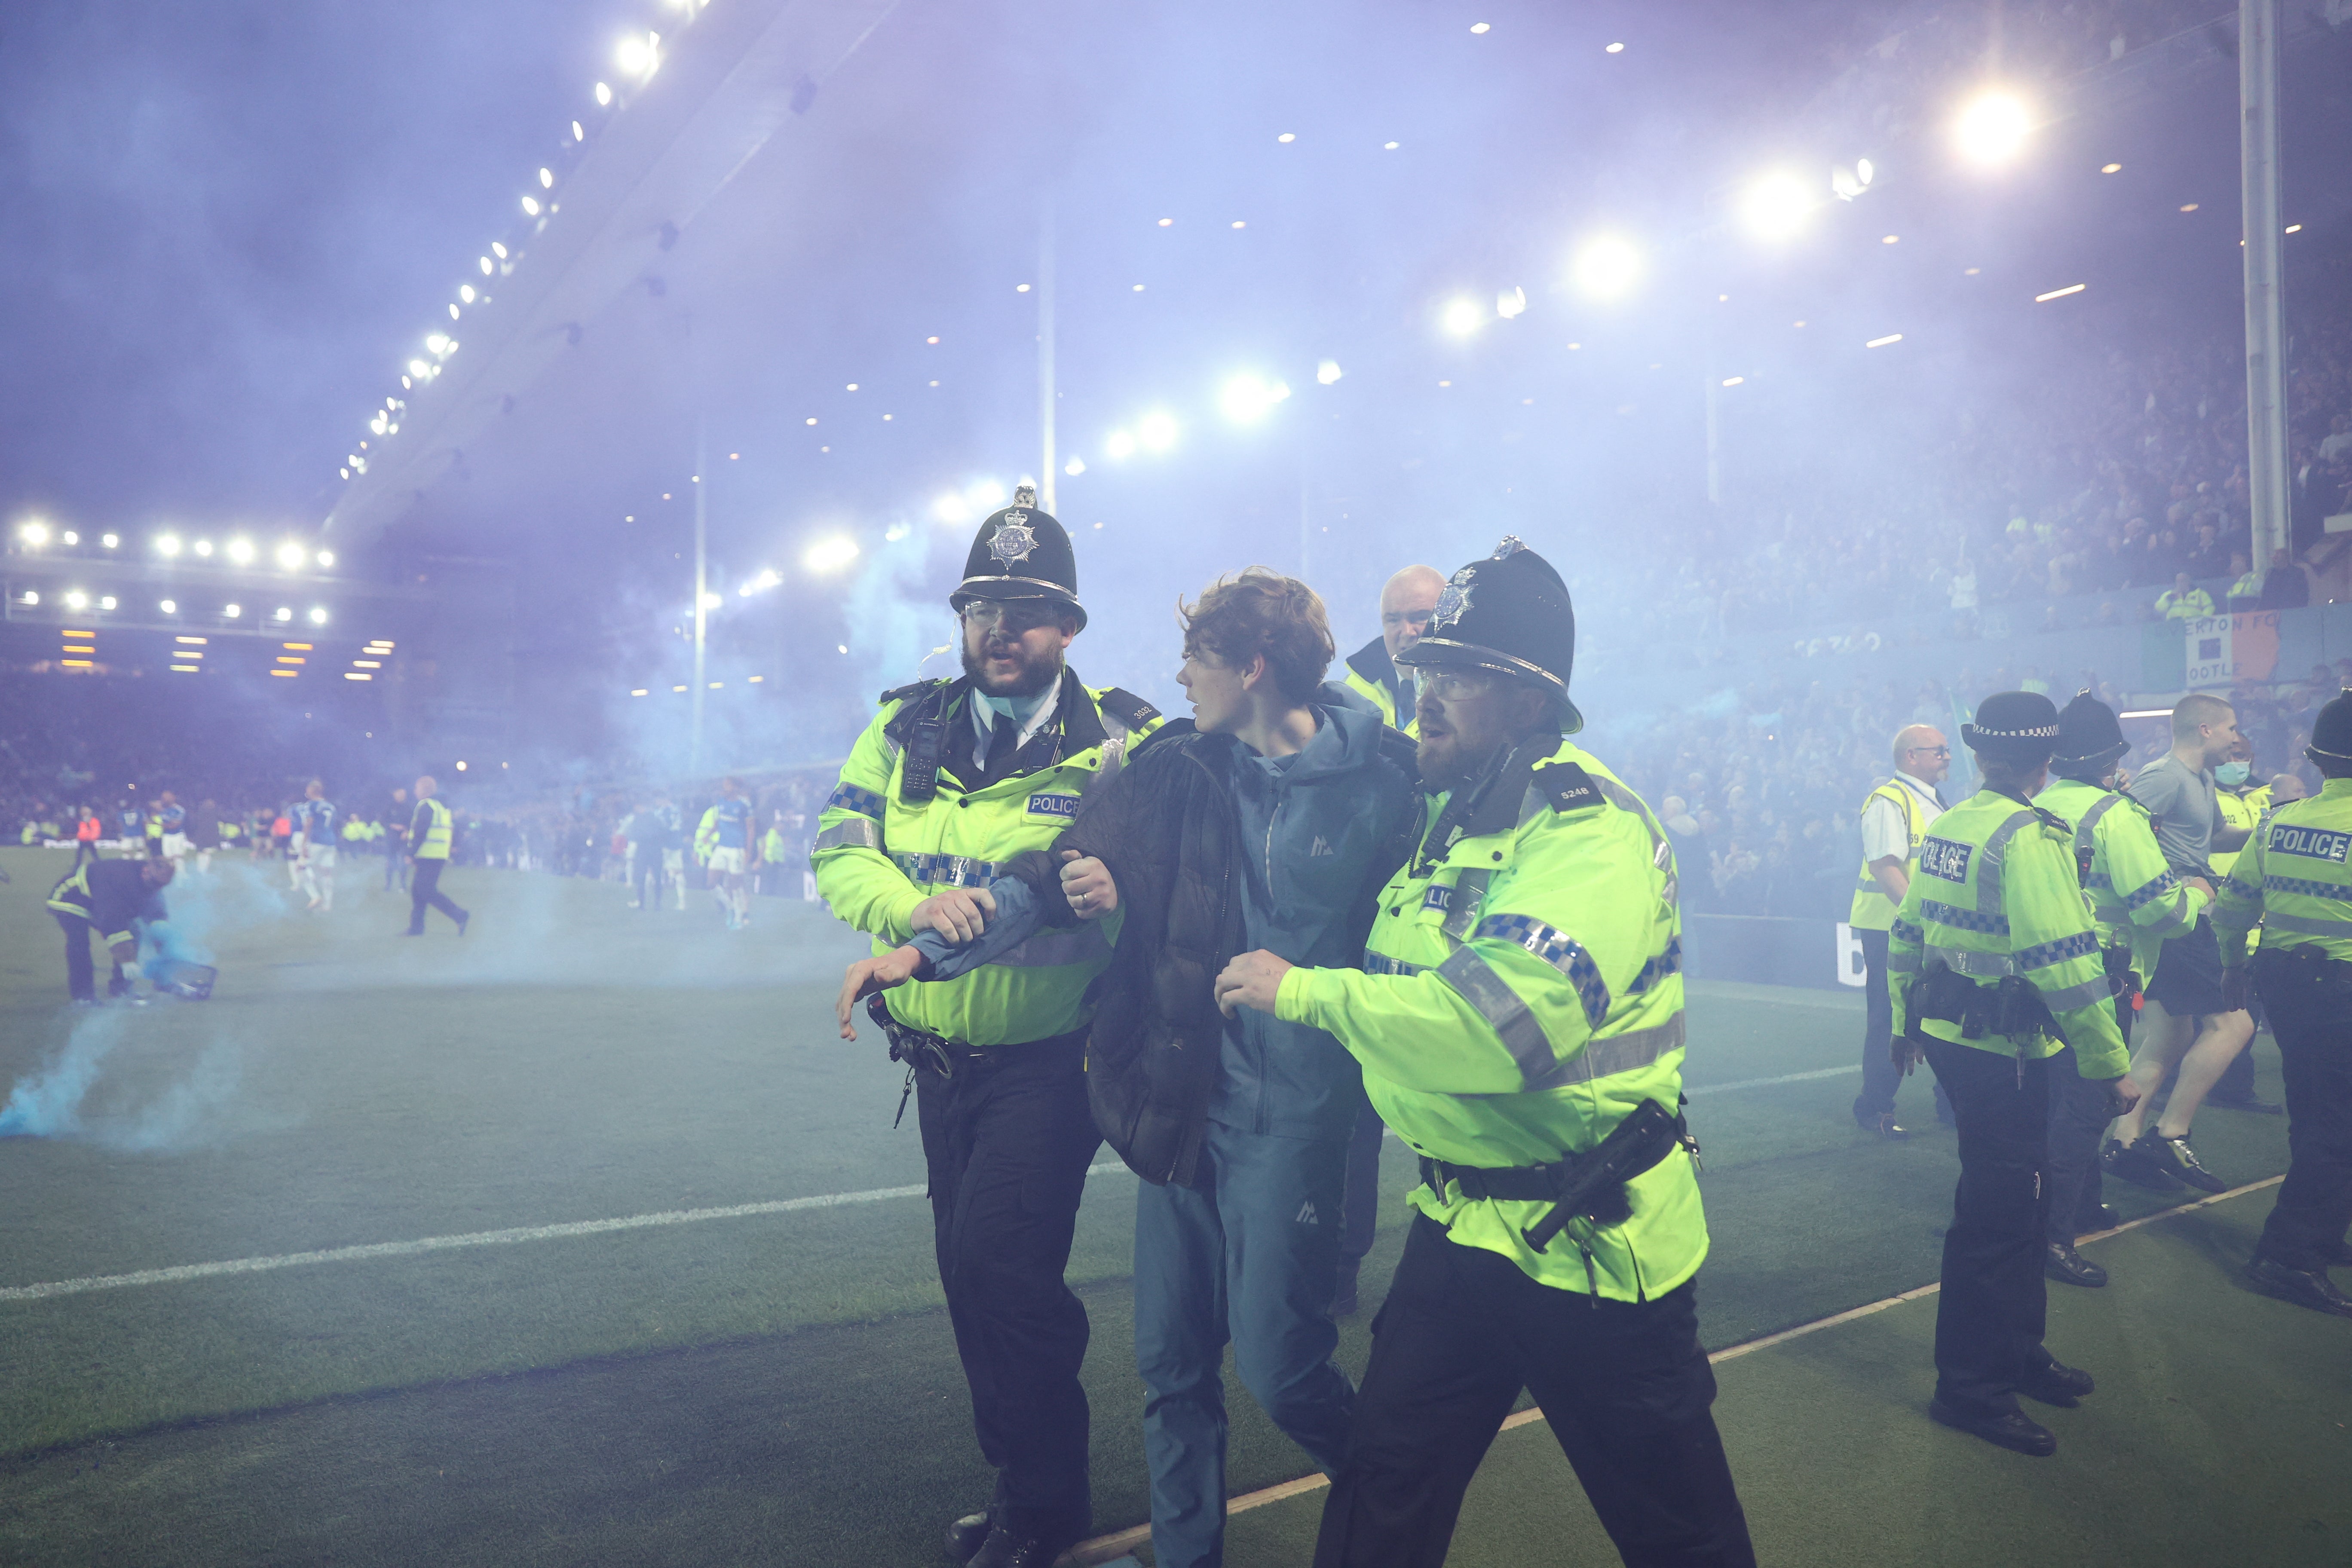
left=1412, top=731, right=1553, bottom=877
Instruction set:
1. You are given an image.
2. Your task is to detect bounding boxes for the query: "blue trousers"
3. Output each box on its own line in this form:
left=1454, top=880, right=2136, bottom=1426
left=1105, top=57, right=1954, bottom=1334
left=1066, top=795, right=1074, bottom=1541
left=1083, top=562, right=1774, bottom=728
left=1136, top=1119, right=1356, bottom=1568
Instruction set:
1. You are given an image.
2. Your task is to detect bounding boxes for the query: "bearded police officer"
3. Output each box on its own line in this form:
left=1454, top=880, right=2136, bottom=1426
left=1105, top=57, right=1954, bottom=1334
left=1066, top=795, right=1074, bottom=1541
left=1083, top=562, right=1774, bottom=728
left=2033, top=692, right=2208, bottom=1287
left=2212, top=690, right=2352, bottom=1317
left=1887, top=692, right=2138, bottom=1457
left=816, top=488, right=1163, bottom=1568
left=1215, top=539, right=1754, bottom=1568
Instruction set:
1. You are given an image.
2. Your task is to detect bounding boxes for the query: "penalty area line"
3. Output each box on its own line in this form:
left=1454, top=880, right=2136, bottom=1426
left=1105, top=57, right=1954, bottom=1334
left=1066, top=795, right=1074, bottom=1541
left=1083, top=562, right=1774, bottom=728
left=0, top=1161, right=1137, bottom=1305
left=1062, top=1174, right=2285, bottom=1567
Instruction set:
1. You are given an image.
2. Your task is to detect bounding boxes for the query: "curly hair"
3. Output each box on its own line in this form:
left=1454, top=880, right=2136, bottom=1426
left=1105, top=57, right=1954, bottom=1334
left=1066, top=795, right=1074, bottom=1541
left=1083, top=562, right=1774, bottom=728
left=1178, top=568, right=1335, bottom=705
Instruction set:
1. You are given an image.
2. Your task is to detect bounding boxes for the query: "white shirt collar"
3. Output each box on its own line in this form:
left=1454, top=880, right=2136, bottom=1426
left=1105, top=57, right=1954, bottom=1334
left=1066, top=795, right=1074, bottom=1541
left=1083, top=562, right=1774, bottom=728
left=970, top=671, right=1063, bottom=767
left=1893, top=770, right=1942, bottom=803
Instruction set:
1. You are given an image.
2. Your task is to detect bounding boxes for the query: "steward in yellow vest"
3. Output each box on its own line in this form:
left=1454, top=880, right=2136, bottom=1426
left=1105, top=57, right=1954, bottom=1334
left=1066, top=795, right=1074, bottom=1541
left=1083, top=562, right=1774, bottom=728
left=2212, top=689, right=2352, bottom=1318
left=821, top=490, right=1162, bottom=1566
left=402, top=777, right=469, bottom=937
left=1338, top=564, right=1444, bottom=738
left=1887, top=691, right=2136, bottom=1458
left=1213, top=538, right=1754, bottom=1567
left=1850, top=729, right=1950, bottom=1137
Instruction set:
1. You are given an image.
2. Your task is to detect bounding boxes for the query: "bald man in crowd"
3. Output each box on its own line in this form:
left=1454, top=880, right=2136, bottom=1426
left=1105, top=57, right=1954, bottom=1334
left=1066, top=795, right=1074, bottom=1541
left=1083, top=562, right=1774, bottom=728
left=1339, top=564, right=1442, bottom=738
left=1850, top=724, right=1954, bottom=1138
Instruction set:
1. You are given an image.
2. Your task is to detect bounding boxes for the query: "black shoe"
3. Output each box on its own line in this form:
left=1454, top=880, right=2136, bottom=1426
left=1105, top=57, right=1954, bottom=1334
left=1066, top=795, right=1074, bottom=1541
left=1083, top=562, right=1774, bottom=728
left=2103, top=1136, right=2184, bottom=1192
left=1330, top=1258, right=1361, bottom=1319
left=943, top=1513, right=991, bottom=1565
left=2045, top=1243, right=2107, bottom=1289
left=2208, top=1094, right=2284, bottom=1115
left=2018, top=1360, right=2096, bottom=1407
left=968, top=1526, right=1064, bottom=1568
left=2141, top=1133, right=2228, bottom=1194
left=1856, top=1112, right=1910, bottom=1141
left=2246, top=1255, right=2352, bottom=1318
left=1929, top=1400, right=2056, bottom=1456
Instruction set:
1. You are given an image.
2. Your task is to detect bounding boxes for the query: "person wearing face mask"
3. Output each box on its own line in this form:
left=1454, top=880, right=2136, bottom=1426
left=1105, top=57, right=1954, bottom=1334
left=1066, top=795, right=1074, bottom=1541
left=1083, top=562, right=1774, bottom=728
left=814, top=488, right=1163, bottom=1568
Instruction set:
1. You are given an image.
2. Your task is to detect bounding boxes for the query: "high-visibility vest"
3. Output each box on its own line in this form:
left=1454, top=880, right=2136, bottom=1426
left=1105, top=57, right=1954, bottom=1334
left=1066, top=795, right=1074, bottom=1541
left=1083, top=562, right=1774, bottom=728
left=2214, top=778, right=2352, bottom=965
left=2211, top=786, right=2262, bottom=879
left=1849, top=778, right=1936, bottom=931
left=415, top=798, right=454, bottom=860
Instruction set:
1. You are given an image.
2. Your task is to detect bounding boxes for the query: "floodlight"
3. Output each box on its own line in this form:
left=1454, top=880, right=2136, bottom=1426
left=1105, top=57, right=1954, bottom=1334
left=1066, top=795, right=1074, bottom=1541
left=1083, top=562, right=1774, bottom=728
left=276, top=542, right=305, bottom=569
left=1063, top=457, right=1085, bottom=476
left=19, top=521, right=48, bottom=546
left=194, top=539, right=213, bottom=556
left=316, top=550, right=335, bottom=567
left=1104, top=430, right=1137, bottom=460
left=1137, top=412, right=1178, bottom=450
left=274, top=606, right=293, bottom=622
left=1220, top=375, right=1291, bottom=422
left=99, top=596, right=116, bottom=609
left=224, top=603, right=242, bottom=618
left=65, top=590, right=88, bottom=609
left=1741, top=171, right=1815, bottom=240
left=161, top=600, right=177, bottom=613
left=156, top=533, right=181, bottom=556
left=965, top=479, right=1007, bottom=511
left=101, top=533, right=119, bottom=548
left=933, top=493, right=972, bottom=524
left=227, top=538, right=255, bottom=564
left=1317, top=359, right=1343, bottom=385
left=1496, top=286, right=1527, bottom=319
left=1571, top=235, right=1641, bottom=300
left=1441, top=299, right=1485, bottom=337
left=308, top=606, right=329, bottom=625
left=804, top=536, right=861, bottom=573
left=1953, top=90, right=2031, bottom=166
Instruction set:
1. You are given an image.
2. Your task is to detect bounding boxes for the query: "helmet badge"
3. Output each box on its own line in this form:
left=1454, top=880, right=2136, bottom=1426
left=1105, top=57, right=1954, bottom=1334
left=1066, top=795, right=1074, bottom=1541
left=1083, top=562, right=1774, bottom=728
left=989, top=513, right=1038, bottom=565
left=1431, top=567, right=1475, bottom=632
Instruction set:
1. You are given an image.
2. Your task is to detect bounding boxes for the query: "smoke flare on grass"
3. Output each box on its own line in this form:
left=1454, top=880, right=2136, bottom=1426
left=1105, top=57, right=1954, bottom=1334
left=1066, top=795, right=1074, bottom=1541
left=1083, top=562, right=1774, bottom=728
left=0, top=1010, right=254, bottom=1152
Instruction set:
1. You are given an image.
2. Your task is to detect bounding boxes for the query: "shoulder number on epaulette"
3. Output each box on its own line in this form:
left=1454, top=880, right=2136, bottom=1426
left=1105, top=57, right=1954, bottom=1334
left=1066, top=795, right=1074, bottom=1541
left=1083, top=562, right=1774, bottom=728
left=1532, top=761, right=1604, bottom=813
left=878, top=678, right=946, bottom=707
left=1097, top=687, right=1162, bottom=729
left=2031, top=805, right=2072, bottom=837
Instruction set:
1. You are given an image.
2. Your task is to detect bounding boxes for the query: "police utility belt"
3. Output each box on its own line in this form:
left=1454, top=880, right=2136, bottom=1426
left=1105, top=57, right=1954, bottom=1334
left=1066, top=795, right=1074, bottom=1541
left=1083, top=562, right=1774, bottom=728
left=865, top=994, right=1085, bottom=1126
left=1907, top=959, right=2057, bottom=1042
left=2255, top=943, right=2352, bottom=997
left=1417, top=1096, right=1698, bottom=1270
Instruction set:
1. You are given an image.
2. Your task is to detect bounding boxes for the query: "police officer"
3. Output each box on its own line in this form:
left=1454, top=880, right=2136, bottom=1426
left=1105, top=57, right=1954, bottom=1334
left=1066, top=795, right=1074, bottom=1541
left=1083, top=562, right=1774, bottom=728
left=403, top=775, right=470, bottom=937
left=2034, top=692, right=2208, bottom=1288
left=2206, top=742, right=2286, bottom=1114
left=1849, top=725, right=1951, bottom=1138
left=1339, top=564, right=1443, bottom=736
left=2212, top=690, right=2352, bottom=1317
left=1215, top=538, right=1754, bottom=1567
left=820, top=487, right=1163, bottom=1568
left=1887, top=692, right=2138, bottom=1456
left=48, top=854, right=173, bottom=1003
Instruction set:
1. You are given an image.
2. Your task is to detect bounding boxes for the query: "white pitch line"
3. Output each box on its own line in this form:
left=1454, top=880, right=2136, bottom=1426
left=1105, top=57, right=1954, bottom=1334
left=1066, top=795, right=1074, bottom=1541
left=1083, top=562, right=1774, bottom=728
left=0, top=1161, right=1135, bottom=1305
left=3, top=1065, right=1871, bottom=1307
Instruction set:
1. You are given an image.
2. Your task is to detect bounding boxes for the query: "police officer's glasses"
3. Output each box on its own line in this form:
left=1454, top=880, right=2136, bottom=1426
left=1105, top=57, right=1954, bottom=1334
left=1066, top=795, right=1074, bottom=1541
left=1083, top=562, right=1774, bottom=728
left=1420, top=671, right=1498, bottom=704
left=960, top=601, right=1062, bottom=635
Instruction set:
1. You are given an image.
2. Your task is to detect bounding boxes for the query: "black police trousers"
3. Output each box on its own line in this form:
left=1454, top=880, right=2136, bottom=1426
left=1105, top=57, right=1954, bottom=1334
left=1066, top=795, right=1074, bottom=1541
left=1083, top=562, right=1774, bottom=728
left=2044, top=1032, right=2119, bottom=1248
left=1855, top=928, right=1952, bottom=1126
left=1313, top=1214, right=1755, bottom=1568
left=407, top=858, right=466, bottom=934
left=54, top=910, right=112, bottom=1003
left=914, top=1033, right=1102, bottom=1545
left=1923, top=1039, right=2061, bottom=1416
left=2251, top=952, right=2352, bottom=1273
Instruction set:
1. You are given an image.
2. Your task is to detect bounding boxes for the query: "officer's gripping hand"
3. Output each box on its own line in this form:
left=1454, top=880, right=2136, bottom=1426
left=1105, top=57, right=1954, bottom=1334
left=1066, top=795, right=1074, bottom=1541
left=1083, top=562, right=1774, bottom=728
left=2099, top=1075, right=2142, bottom=1118
left=1214, top=950, right=1294, bottom=1018
left=836, top=946, right=928, bottom=1039
left=1890, top=1035, right=1926, bottom=1078
left=1060, top=851, right=1118, bottom=920
left=2220, top=965, right=2251, bottom=1014
left=911, top=887, right=995, bottom=944
left=2184, top=876, right=2215, bottom=903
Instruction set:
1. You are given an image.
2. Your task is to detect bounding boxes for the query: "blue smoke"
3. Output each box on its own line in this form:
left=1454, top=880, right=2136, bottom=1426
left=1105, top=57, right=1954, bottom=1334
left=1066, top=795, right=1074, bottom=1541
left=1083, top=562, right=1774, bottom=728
left=0, top=1010, right=254, bottom=1150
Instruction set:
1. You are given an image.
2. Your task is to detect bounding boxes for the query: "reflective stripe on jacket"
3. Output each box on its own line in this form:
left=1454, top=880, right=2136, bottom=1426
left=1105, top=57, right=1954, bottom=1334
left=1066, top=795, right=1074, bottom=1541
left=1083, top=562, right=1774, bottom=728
left=1273, top=738, right=1700, bottom=1301
left=2034, top=778, right=2205, bottom=982
left=1848, top=778, right=1934, bottom=931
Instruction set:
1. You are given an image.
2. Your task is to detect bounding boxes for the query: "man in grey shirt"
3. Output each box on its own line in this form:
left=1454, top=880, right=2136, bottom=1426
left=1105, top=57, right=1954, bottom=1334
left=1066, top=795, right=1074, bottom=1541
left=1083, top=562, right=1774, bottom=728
left=2108, top=693, right=2252, bottom=1193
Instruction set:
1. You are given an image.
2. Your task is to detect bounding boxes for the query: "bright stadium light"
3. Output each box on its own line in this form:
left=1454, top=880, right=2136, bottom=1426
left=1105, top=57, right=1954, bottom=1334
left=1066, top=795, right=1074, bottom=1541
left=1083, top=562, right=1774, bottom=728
left=1571, top=235, right=1641, bottom=300
left=616, top=31, right=660, bottom=76
left=1221, top=374, right=1291, bottom=422
left=521, top=195, right=541, bottom=217
left=155, top=533, right=182, bottom=556
left=1441, top=298, right=1485, bottom=336
left=965, top=478, right=1008, bottom=511
left=1063, top=456, right=1085, bottom=476
left=1317, top=359, right=1343, bottom=385
left=224, top=603, right=242, bottom=618
left=160, top=599, right=177, bottom=613
left=426, top=333, right=451, bottom=355
left=101, top=533, right=119, bottom=548
left=193, top=539, right=213, bottom=557
left=932, top=493, right=973, bottom=524
left=1137, top=411, right=1178, bottom=451
left=227, top=537, right=255, bottom=564
left=276, top=541, right=305, bottom=570
left=804, top=536, right=861, bottom=573
left=316, top=549, right=335, bottom=567
left=99, top=596, right=116, bottom=609
left=1103, top=429, right=1137, bottom=460
left=739, top=568, right=782, bottom=596
left=19, top=591, right=36, bottom=605
left=308, top=606, right=329, bottom=625
left=65, top=590, right=88, bottom=609
left=698, top=591, right=722, bottom=610
left=18, top=521, right=49, bottom=546
left=595, top=81, right=614, bottom=107
left=274, top=606, right=293, bottom=622
left=1953, top=89, right=2032, bottom=166
left=1741, top=170, right=1816, bottom=240
left=1496, top=286, right=1527, bottom=319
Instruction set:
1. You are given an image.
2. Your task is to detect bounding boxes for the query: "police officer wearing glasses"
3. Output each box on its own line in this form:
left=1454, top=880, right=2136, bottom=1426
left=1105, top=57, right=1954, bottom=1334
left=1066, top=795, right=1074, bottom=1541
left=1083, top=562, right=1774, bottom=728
left=819, top=489, right=1162, bottom=1568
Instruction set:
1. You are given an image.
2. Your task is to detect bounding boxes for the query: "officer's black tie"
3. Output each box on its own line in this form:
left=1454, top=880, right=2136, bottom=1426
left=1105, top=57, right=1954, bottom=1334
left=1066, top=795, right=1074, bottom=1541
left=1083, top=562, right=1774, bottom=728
left=980, top=710, right=1020, bottom=785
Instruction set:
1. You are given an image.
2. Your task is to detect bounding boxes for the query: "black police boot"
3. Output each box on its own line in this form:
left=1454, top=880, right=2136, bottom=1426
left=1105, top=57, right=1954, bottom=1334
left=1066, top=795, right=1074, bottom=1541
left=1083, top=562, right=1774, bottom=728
left=2018, top=1360, right=2096, bottom=1407
left=1929, top=1400, right=2057, bottom=1457
left=968, top=1525, right=1071, bottom=1568
left=943, top=1512, right=992, bottom=1565
left=2044, top=1243, right=2107, bottom=1289
left=2140, top=1133, right=2227, bottom=1194
left=2246, top=1254, right=2352, bottom=1318
left=2103, top=1136, right=2184, bottom=1192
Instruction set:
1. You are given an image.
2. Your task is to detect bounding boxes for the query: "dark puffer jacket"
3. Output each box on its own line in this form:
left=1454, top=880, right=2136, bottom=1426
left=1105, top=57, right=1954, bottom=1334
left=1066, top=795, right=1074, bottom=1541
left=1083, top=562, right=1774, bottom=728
left=1003, top=716, right=1420, bottom=1187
